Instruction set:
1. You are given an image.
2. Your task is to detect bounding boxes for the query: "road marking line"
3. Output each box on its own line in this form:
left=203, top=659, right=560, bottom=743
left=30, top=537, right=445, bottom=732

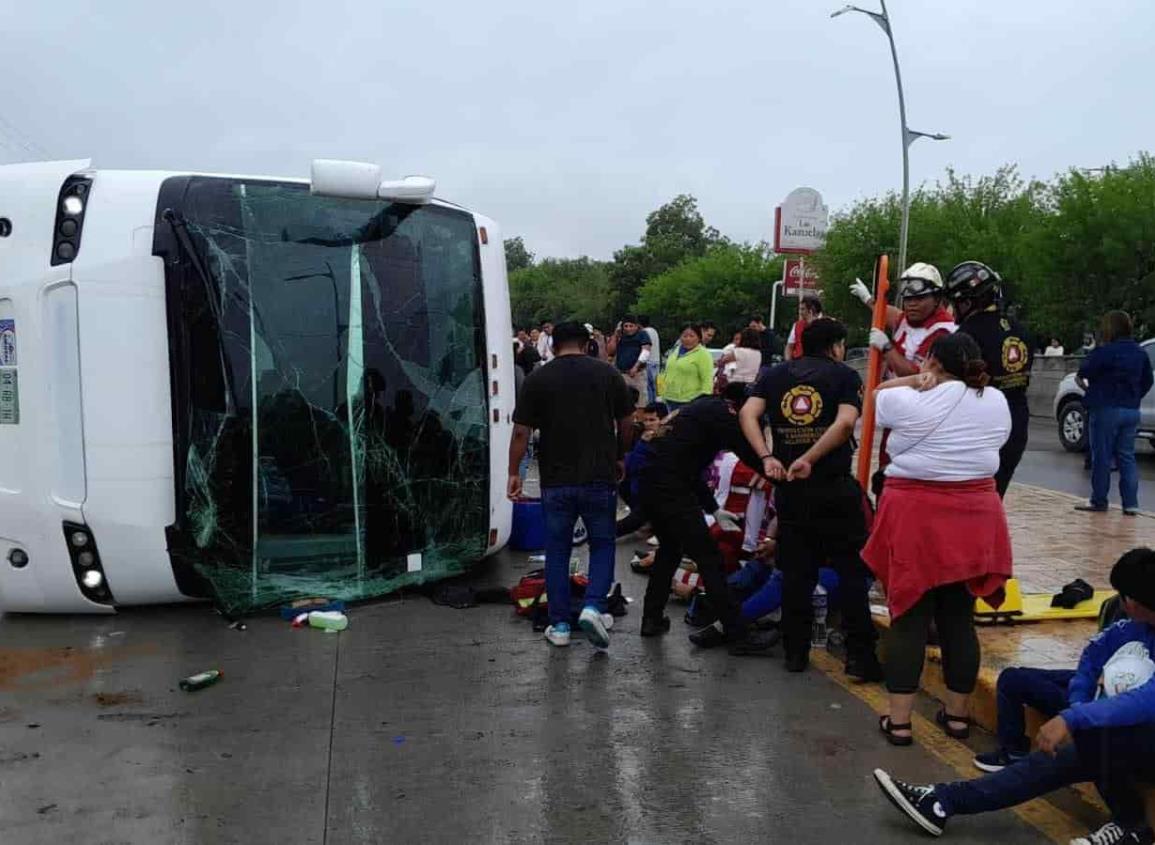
left=810, top=650, right=1087, bottom=844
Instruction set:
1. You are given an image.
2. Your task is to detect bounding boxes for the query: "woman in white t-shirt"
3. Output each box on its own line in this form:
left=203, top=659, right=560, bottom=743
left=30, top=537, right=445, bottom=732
left=862, top=332, right=1014, bottom=749
left=717, top=327, right=763, bottom=386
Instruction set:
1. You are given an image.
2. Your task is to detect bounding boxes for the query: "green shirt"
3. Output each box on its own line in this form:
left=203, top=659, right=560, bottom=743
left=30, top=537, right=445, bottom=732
left=662, top=345, right=714, bottom=403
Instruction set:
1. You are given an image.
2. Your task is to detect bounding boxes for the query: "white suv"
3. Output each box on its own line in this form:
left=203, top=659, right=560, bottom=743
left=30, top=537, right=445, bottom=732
left=1053, top=339, right=1155, bottom=451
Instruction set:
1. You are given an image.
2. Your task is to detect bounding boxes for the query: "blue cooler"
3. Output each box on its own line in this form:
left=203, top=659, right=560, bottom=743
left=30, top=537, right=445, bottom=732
left=510, top=498, right=546, bottom=551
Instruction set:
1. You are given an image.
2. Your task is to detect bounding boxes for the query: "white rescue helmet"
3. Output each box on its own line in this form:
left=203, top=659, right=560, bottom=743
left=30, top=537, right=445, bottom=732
left=1101, top=640, right=1155, bottom=697
left=899, top=262, right=944, bottom=299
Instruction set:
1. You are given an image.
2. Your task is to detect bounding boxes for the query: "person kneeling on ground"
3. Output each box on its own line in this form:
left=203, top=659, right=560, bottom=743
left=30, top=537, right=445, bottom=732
left=636, top=383, right=779, bottom=654
left=873, top=547, right=1155, bottom=843
left=617, top=403, right=666, bottom=539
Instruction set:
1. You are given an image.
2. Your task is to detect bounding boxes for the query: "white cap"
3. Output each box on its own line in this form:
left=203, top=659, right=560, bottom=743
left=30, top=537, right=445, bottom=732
left=584, top=323, right=594, bottom=333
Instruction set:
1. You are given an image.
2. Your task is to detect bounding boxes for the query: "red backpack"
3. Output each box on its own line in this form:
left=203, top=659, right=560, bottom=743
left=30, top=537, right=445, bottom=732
left=510, top=569, right=589, bottom=617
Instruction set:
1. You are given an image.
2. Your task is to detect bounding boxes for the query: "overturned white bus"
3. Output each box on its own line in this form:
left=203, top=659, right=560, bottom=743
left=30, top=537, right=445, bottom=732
left=0, top=159, right=514, bottom=613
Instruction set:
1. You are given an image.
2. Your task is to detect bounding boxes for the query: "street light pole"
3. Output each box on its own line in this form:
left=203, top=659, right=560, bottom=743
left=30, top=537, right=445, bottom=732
left=831, top=3, right=949, bottom=278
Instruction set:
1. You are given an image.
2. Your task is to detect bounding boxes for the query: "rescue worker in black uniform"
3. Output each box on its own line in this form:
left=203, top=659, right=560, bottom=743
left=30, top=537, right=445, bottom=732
left=638, top=384, right=780, bottom=655
left=943, top=261, right=1033, bottom=497
left=739, top=318, right=881, bottom=677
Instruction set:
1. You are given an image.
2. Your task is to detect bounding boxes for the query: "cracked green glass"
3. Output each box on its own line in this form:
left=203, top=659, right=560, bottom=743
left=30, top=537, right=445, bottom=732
left=169, top=181, right=489, bottom=613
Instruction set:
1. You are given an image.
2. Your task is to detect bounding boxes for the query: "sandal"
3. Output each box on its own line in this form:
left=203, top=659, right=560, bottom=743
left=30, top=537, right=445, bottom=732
left=879, top=715, right=913, bottom=747
left=935, top=708, right=972, bottom=740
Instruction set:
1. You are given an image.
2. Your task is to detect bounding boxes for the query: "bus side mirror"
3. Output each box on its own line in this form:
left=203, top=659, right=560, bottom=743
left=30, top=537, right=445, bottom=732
left=311, top=160, right=436, bottom=205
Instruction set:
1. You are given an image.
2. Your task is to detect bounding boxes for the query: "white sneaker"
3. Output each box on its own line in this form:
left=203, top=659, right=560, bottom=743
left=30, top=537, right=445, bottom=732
left=1069, top=822, right=1129, bottom=845
left=601, top=613, right=615, bottom=631
left=544, top=623, right=571, bottom=647
left=578, top=606, right=611, bottom=649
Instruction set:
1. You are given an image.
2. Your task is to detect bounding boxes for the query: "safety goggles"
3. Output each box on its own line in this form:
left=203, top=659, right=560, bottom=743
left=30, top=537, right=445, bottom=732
left=899, top=276, right=940, bottom=298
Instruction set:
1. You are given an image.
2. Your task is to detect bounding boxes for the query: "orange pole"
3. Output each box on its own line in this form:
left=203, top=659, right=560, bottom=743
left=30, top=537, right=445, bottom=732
left=856, top=254, right=890, bottom=490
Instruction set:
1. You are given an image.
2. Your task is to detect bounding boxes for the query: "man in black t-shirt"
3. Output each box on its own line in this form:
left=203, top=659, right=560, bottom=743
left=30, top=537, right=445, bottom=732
left=944, top=261, right=1033, bottom=497
left=740, top=318, right=880, bottom=677
left=509, top=322, right=635, bottom=650
left=636, top=385, right=780, bottom=654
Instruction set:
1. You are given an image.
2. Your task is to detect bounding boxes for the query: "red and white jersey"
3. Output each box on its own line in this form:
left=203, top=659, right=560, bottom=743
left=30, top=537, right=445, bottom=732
left=706, top=452, right=772, bottom=552
left=891, top=308, right=957, bottom=371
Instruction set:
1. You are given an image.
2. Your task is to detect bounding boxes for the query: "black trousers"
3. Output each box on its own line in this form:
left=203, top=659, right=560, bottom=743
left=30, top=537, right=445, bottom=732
left=995, top=402, right=1030, bottom=497
left=885, top=582, right=980, bottom=695
left=775, top=474, right=878, bottom=663
left=640, top=482, right=744, bottom=635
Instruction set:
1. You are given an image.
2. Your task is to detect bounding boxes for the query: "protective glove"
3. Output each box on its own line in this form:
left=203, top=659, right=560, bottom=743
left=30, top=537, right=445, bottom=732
left=868, top=327, right=892, bottom=352
left=849, top=277, right=873, bottom=306
left=713, top=509, right=742, bottom=532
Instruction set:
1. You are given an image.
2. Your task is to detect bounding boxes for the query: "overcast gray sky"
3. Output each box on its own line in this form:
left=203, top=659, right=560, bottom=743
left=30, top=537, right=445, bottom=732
left=2, top=0, right=1152, bottom=259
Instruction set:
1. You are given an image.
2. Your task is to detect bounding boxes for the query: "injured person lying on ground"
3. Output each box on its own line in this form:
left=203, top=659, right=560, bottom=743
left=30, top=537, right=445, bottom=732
left=873, top=547, right=1155, bottom=844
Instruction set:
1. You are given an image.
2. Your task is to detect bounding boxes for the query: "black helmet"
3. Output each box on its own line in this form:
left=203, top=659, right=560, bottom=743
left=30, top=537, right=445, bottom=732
left=944, top=261, right=1001, bottom=302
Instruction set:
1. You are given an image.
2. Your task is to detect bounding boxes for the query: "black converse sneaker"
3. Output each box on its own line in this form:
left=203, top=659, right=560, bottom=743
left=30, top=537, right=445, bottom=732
left=1071, top=822, right=1155, bottom=845
left=873, top=769, right=949, bottom=836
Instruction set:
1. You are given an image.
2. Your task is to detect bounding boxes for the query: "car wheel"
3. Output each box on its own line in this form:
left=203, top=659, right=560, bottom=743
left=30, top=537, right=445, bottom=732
left=1058, top=400, right=1087, bottom=452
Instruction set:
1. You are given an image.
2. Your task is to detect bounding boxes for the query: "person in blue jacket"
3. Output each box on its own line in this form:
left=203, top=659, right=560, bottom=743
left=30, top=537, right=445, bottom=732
left=872, top=547, right=1155, bottom=843
left=1075, top=310, right=1154, bottom=515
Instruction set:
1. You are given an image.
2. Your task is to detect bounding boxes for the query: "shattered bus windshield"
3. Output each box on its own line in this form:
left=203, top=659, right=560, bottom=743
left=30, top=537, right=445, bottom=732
left=159, top=178, right=489, bottom=613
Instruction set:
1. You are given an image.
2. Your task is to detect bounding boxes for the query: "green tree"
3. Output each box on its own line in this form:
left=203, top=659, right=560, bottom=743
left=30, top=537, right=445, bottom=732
left=503, top=236, right=534, bottom=273
left=609, top=194, right=724, bottom=316
left=508, top=258, right=614, bottom=331
left=635, top=243, right=785, bottom=348
left=812, top=167, right=1045, bottom=344
left=1017, top=155, right=1155, bottom=344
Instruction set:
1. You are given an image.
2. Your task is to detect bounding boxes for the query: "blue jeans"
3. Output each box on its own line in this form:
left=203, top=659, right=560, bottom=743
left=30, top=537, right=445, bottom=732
left=995, top=668, right=1075, bottom=754
left=936, top=724, right=1155, bottom=827
left=1089, top=405, right=1140, bottom=509
left=541, top=483, right=617, bottom=625
left=646, top=363, right=659, bottom=405
left=739, top=567, right=839, bottom=623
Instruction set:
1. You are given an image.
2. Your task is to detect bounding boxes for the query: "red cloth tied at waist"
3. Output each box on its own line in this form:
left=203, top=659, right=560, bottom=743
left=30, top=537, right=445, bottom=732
left=861, top=477, right=1012, bottom=622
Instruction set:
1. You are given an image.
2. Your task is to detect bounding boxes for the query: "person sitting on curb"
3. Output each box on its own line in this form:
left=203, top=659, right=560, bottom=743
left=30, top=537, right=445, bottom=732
left=872, top=547, right=1155, bottom=844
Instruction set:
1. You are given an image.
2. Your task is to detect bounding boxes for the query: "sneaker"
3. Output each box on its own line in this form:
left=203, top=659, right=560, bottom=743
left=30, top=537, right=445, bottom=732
left=688, top=623, right=727, bottom=649
left=1075, top=503, right=1109, bottom=513
left=544, top=623, right=571, bottom=647
left=1124, top=508, right=1140, bottom=517
left=872, top=769, right=949, bottom=837
left=973, top=748, right=1027, bottom=773
left=1070, top=822, right=1154, bottom=845
left=578, top=606, right=610, bottom=649
left=640, top=616, right=671, bottom=637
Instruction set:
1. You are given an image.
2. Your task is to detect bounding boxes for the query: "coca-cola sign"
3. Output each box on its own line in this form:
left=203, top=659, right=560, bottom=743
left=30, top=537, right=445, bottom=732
left=782, top=258, right=820, bottom=295
left=774, top=187, right=828, bottom=255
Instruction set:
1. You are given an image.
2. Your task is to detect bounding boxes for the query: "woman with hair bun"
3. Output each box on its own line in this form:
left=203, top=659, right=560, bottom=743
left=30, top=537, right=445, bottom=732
left=863, top=332, right=1014, bottom=747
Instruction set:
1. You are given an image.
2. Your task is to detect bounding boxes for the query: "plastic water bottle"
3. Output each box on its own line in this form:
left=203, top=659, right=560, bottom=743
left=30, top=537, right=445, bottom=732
left=811, top=585, right=829, bottom=647
left=308, top=610, right=349, bottom=632
left=179, top=669, right=223, bottom=692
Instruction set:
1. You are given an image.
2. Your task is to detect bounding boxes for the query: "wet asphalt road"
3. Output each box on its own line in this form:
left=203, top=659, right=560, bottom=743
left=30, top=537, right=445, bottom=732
left=0, top=417, right=1127, bottom=844
left=0, top=546, right=1056, bottom=845
left=1014, top=417, right=1155, bottom=506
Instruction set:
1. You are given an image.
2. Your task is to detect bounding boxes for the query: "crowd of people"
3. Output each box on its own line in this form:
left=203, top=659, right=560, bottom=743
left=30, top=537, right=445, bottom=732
left=507, top=260, right=1155, bottom=844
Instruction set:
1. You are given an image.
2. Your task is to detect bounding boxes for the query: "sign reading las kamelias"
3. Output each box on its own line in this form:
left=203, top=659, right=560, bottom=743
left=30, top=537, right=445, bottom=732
left=773, top=187, right=828, bottom=255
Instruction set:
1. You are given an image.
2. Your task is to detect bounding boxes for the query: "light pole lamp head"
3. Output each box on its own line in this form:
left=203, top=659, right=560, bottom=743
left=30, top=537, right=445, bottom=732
left=830, top=4, right=891, bottom=34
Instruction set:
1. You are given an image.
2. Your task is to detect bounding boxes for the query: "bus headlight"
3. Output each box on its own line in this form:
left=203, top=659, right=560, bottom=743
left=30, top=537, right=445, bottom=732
left=62, top=195, right=84, bottom=216
left=62, top=522, right=113, bottom=605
